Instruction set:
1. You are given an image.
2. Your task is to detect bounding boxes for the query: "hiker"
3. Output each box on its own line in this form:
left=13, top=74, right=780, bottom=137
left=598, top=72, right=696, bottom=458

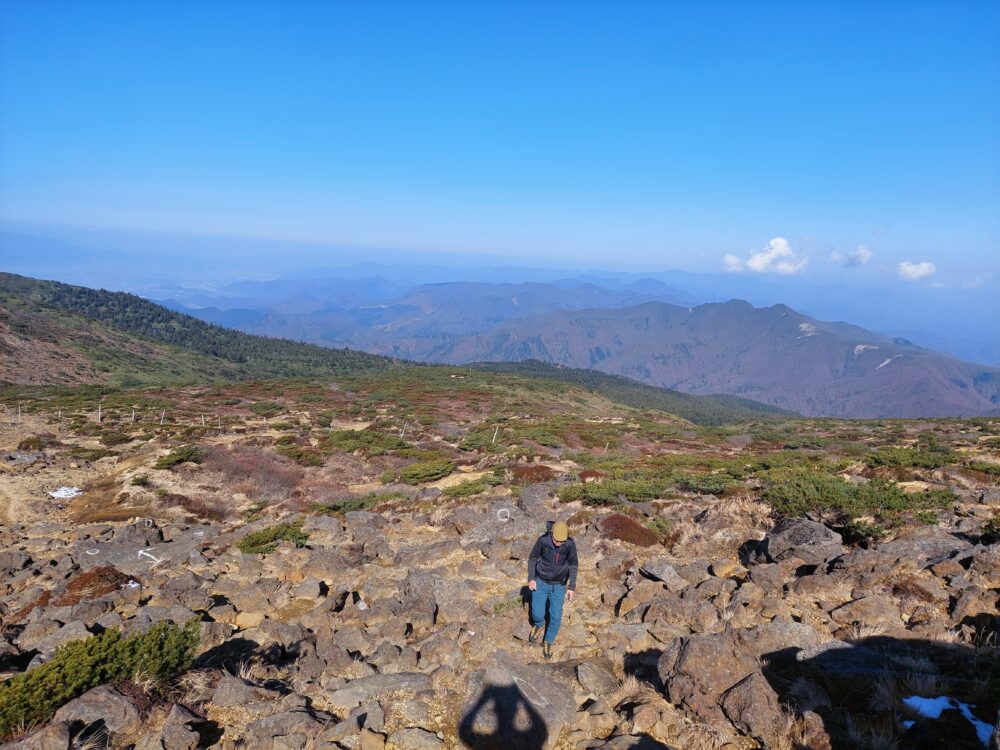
left=527, top=520, right=578, bottom=659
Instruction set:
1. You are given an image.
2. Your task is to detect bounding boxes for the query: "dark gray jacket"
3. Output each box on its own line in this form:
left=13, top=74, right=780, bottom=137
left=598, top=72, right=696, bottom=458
left=528, top=533, right=578, bottom=591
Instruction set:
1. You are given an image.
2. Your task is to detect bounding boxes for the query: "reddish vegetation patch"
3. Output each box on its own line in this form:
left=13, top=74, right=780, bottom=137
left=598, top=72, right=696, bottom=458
left=600, top=513, right=661, bottom=547
left=510, top=465, right=557, bottom=483
left=579, top=469, right=608, bottom=483
left=52, top=566, right=134, bottom=607
left=201, top=444, right=303, bottom=502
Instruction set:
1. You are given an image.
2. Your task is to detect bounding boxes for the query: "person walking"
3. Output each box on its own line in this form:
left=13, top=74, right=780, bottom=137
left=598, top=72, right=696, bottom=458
left=527, top=520, right=578, bottom=660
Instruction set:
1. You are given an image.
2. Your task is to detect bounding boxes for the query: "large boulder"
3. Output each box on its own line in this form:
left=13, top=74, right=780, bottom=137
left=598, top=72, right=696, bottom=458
left=763, top=519, right=844, bottom=566
left=657, top=622, right=825, bottom=727
left=458, top=649, right=576, bottom=750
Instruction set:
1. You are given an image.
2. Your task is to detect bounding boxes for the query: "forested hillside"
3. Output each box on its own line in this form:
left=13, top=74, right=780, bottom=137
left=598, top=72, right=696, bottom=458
left=0, top=273, right=392, bottom=384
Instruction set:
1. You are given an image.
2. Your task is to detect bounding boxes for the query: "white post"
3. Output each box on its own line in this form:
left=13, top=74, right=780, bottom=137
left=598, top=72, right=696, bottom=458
left=201, top=414, right=206, bottom=427
left=160, top=410, right=165, bottom=426
left=97, top=404, right=102, bottom=423
left=492, top=426, right=499, bottom=445
left=131, top=409, right=136, bottom=423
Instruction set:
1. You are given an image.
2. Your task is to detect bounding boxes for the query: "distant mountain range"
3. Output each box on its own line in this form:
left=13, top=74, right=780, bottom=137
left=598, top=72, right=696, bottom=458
left=163, top=281, right=1000, bottom=418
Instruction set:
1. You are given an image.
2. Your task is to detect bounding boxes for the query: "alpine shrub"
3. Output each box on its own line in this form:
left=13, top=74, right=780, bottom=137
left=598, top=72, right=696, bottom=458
left=0, top=619, right=199, bottom=738
left=237, top=519, right=309, bottom=554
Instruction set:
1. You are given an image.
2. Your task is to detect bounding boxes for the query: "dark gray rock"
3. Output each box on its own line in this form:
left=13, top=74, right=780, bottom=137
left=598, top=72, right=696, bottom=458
left=52, top=685, right=142, bottom=735
left=764, top=519, right=844, bottom=566
left=639, top=559, right=688, bottom=591
left=577, top=657, right=619, bottom=696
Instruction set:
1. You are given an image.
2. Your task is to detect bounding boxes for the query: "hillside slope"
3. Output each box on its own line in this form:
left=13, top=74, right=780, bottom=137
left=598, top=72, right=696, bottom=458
left=471, top=359, right=795, bottom=425
left=0, top=272, right=392, bottom=386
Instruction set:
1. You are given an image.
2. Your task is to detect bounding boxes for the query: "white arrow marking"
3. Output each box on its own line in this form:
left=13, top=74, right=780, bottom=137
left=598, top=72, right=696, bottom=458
left=138, top=548, right=163, bottom=564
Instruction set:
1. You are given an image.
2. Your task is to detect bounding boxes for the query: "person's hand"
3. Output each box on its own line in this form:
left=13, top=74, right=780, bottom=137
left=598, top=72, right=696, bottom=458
left=567, top=589, right=575, bottom=602
left=528, top=580, right=536, bottom=591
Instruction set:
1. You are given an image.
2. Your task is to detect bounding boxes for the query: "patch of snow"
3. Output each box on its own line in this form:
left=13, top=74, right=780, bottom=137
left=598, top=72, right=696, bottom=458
left=854, top=344, right=879, bottom=356
left=798, top=323, right=817, bottom=337
left=877, top=354, right=903, bottom=370
left=511, top=296, right=519, bottom=306
left=902, top=695, right=994, bottom=746
left=48, top=486, right=81, bottom=500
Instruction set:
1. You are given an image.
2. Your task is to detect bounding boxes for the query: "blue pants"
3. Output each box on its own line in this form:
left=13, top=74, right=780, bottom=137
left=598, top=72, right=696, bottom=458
left=530, top=579, right=566, bottom=645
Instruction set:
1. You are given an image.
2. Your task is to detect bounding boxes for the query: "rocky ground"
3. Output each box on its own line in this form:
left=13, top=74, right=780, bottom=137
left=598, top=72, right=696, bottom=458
left=1, top=378, right=999, bottom=749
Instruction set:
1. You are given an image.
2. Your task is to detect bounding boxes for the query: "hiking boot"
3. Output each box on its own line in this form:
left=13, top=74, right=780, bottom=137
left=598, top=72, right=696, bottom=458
left=528, top=625, right=542, bottom=643
left=542, top=641, right=552, bottom=660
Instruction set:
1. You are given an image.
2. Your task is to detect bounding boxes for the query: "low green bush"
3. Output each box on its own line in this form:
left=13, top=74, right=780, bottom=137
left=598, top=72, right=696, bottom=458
left=673, top=472, right=737, bottom=496
left=308, top=491, right=404, bottom=516
left=275, top=444, right=324, bottom=466
left=393, top=459, right=456, bottom=485
left=966, top=460, right=1000, bottom=476
left=442, top=477, right=492, bottom=498
left=558, top=478, right=672, bottom=506
left=762, top=468, right=954, bottom=531
left=867, top=447, right=957, bottom=469
left=320, top=428, right=409, bottom=457
left=248, top=401, right=284, bottom=417
left=0, top=620, right=199, bottom=738
left=238, top=519, right=309, bottom=554
left=153, top=444, right=204, bottom=470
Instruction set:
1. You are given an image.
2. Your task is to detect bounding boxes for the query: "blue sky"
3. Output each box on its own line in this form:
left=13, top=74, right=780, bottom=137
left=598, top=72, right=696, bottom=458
left=1, top=1, right=998, bottom=285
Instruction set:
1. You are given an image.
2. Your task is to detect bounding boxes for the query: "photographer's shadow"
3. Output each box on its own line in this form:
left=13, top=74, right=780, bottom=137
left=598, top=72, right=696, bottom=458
left=458, top=682, right=549, bottom=750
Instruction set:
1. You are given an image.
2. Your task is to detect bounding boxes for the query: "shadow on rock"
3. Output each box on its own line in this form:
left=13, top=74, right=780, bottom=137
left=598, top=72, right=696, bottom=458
left=458, top=683, right=549, bottom=750
left=763, top=635, right=1000, bottom=750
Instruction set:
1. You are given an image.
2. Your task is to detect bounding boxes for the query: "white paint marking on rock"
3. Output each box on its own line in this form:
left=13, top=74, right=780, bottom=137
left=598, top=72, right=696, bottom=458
left=496, top=508, right=511, bottom=523
left=138, top=548, right=163, bottom=564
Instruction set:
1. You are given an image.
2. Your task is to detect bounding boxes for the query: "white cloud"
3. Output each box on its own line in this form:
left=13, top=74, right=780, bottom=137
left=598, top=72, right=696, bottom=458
left=898, top=260, right=936, bottom=281
left=722, top=254, right=745, bottom=272
left=962, top=273, right=993, bottom=289
left=830, top=244, right=873, bottom=268
left=722, top=237, right=807, bottom=275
